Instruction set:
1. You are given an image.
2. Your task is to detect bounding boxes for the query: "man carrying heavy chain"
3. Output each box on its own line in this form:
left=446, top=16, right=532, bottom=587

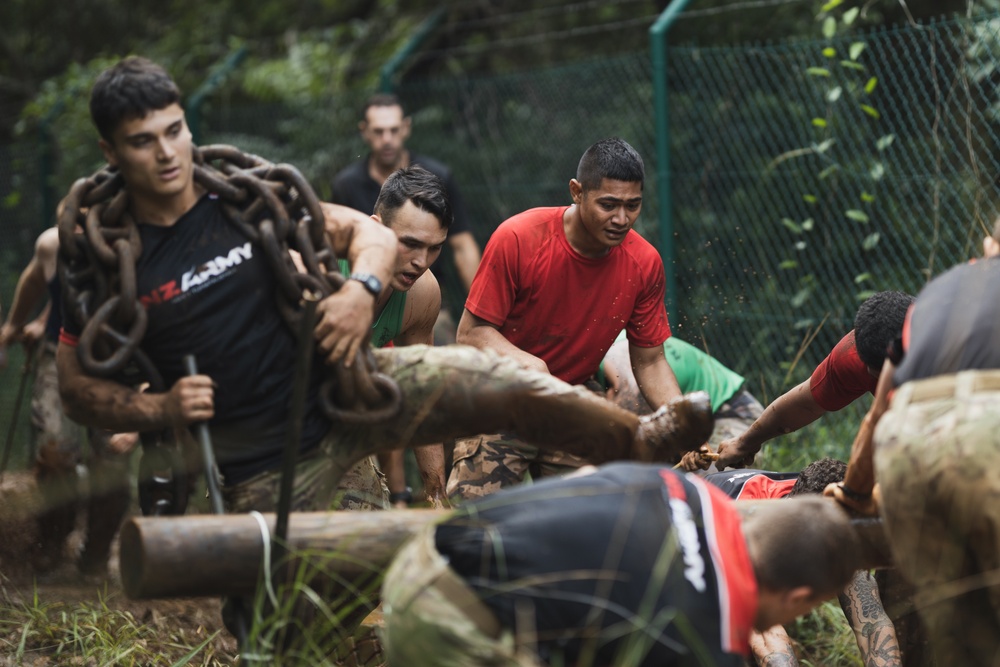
left=56, top=57, right=713, bottom=656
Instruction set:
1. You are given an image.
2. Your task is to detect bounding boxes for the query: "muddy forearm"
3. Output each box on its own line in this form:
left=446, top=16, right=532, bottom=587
left=57, top=344, right=173, bottom=432
left=739, top=380, right=827, bottom=449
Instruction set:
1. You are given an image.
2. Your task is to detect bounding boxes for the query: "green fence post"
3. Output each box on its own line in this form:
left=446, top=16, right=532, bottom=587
left=649, top=0, right=693, bottom=325
left=379, top=8, right=446, bottom=93
left=186, top=46, right=248, bottom=145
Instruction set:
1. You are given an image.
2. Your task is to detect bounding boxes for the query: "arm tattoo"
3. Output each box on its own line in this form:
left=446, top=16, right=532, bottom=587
left=839, top=572, right=902, bottom=667
left=760, top=652, right=799, bottom=667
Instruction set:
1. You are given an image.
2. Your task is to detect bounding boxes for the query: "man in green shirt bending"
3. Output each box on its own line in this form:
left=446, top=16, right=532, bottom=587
left=599, top=334, right=762, bottom=449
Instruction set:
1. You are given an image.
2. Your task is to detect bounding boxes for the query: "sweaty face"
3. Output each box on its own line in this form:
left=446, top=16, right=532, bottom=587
left=361, top=105, right=410, bottom=171
left=100, top=103, right=195, bottom=205
left=385, top=200, right=447, bottom=292
left=570, top=178, right=643, bottom=257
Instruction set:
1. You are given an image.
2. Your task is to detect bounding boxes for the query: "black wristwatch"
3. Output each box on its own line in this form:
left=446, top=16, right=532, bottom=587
left=349, top=272, right=383, bottom=298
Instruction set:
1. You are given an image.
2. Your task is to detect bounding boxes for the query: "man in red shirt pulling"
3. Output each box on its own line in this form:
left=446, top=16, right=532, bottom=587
left=450, top=137, right=696, bottom=500
left=716, top=291, right=912, bottom=469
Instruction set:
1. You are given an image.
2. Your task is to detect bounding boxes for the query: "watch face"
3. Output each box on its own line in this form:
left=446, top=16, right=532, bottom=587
left=351, top=273, right=382, bottom=296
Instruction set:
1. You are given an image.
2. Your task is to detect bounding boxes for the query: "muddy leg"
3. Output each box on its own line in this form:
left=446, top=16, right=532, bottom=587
left=77, top=430, right=130, bottom=577
left=331, top=345, right=710, bottom=470
left=30, top=347, right=83, bottom=573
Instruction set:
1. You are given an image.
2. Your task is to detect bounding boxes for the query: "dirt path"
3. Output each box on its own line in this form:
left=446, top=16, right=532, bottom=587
left=0, top=471, right=239, bottom=665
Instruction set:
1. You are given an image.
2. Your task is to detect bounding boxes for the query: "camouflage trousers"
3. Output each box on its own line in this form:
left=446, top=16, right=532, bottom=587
left=382, top=526, right=545, bottom=667
left=447, top=435, right=587, bottom=501
left=222, top=451, right=388, bottom=514
left=31, top=343, right=130, bottom=573
left=708, top=388, right=763, bottom=448
left=312, top=344, right=639, bottom=505
left=874, top=370, right=1000, bottom=666
left=31, top=343, right=83, bottom=469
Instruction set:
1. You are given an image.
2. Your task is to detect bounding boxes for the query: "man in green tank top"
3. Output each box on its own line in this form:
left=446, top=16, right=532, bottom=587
left=368, top=166, right=451, bottom=507
left=598, top=333, right=763, bottom=452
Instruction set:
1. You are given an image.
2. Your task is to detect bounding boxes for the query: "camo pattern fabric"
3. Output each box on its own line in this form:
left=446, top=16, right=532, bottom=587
left=874, top=371, right=1000, bottom=667
left=31, top=344, right=83, bottom=470
left=446, top=434, right=588, bottom=501
left=223, top=450, right=388, bottom=513
left=381, top=526, right=545, bottom=667
left=708, top=388, right=763, bottom=447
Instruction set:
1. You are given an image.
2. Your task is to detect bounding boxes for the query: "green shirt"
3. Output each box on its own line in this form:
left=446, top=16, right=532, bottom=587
left=598, top=335, right=746, bottom=412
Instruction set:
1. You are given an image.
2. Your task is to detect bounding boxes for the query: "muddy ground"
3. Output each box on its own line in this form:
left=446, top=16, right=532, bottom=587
left=0, top=470, right=240, bottom=665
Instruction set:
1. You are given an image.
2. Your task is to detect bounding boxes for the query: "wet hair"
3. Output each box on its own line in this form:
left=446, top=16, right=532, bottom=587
left=576, top=137, right=644, bottom=191
left=788, top=458, right=847, bottom=497
left=90, top=57, right=181, bottom=143
left=362, top=93, right=405, bottom=121
left=743, top=495, right=860, bottom=597
left=853, top=290, right=914, bottom=369
left=374, top=165, right=452, bottom=230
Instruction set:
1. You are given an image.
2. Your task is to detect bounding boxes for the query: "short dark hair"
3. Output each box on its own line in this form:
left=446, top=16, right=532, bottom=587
left=362, top=93, right=405, bottom=121
left=374, top=165, right=452, bottom=230
left=853, top=290, right=914, bottom=369
left=576, top=137, right=644, bottom=191
left=90, top=57, right=181, bottom=142
left=788, top=457, right=847, bottom=497
left=743, top=496, right=860, bottom=597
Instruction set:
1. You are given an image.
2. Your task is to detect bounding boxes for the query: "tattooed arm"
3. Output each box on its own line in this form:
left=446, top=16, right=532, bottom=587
left=748, top=626, right=799, bottom=666
left=838, top=571, right=902, bottom=667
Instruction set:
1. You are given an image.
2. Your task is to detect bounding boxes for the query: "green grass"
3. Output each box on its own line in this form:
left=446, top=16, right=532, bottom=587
left=789, top=600, right=864, bottom=667
left=0, top=583, right=230, bottom=666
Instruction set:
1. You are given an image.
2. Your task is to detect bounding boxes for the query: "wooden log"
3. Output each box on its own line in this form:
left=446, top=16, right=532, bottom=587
left=120, top=509, right=448, bottom=599
left=122, top=500, right=892, bottom=601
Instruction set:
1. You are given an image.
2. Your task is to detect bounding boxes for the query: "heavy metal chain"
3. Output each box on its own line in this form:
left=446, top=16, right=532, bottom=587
left=58, top=144, right=402, bottom=425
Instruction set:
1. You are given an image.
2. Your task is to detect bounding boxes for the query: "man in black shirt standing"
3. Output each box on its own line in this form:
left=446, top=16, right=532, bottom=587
left=331, top=94, right=481, bottom=341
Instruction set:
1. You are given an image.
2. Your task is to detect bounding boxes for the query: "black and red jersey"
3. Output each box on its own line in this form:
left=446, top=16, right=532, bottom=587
left=704, top=469, right=799, bottom=501
left=436, top=463, right=758, bottom=666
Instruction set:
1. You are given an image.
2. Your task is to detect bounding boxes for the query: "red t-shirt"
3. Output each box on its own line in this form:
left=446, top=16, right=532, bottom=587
left=466, top=206, right=671, bottom=385
left=808, top=330, right=877, bottom=411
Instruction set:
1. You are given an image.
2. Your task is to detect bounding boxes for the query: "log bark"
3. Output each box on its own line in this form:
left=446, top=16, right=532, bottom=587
left=120, top=509, right=448, bottom=599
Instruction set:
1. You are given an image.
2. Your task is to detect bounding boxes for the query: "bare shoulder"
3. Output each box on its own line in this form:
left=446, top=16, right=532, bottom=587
left=37, top=227, right=60, bottom=255
left=320, top=201, right=370, bottom=234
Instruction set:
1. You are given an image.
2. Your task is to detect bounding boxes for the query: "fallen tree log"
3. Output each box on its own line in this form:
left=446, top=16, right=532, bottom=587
left=121, top=500, right=891, bottom=601
left=120, top=509, right=448, bottom=599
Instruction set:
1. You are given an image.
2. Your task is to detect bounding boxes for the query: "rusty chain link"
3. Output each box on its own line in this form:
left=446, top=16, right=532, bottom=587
left=58, top=144, right=403, bottom=426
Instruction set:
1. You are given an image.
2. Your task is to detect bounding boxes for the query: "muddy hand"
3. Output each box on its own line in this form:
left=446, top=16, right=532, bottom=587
left=675, top=444, right=718, bottom=472
left=633, top=391, right=714, bottom=464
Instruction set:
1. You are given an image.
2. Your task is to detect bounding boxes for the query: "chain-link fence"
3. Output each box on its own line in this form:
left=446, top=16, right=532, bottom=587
left=0, top=140, right=47, bottom=470
left=4, top=11, right=1000, bottom=469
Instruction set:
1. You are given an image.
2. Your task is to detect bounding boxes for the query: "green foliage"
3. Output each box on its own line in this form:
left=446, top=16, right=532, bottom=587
left=772, top=1, right=890, bottom=314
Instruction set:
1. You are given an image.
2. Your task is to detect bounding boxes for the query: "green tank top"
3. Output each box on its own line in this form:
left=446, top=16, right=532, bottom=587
left=597, top=334, right=746, bottom=412
left=663, top=337, right=745, bottom=412
left=338, top=259, right=407, bottom=348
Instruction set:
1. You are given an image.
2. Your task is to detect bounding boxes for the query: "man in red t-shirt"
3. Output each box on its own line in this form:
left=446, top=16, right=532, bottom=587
left=449, top=138, right=687, bottom=500
left=715, top=291, right=912, bottom=469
